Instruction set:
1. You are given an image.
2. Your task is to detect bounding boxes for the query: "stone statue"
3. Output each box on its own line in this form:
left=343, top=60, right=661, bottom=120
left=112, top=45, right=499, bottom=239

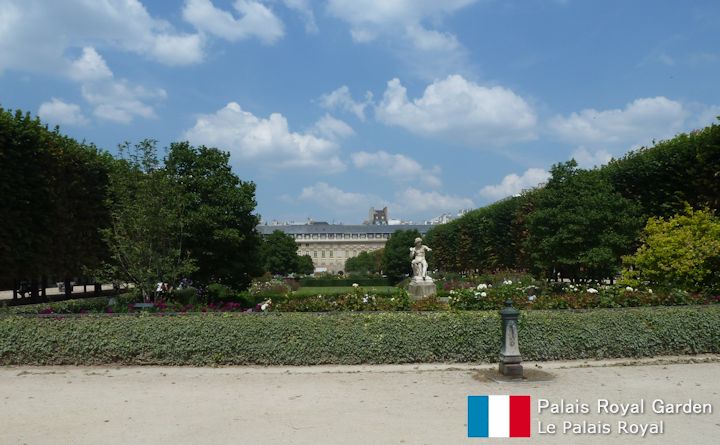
left=409, top=237, right=432, bottom=281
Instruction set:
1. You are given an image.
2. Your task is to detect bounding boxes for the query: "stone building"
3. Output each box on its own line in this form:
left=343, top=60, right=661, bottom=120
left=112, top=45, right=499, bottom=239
left=257, top=223, right=433, bottom=273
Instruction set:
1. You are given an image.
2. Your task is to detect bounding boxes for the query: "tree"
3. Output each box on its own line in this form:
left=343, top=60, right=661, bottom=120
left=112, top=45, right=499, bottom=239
left=0, top=108, right=112, bottom=297
left=297, top=255, right=315, bottom=275
left=100, top=140, right=196, bottom=300
left=164, top=142, right=262, bottom=289
left=525, top=161, right=642, bottom=281
left=623, top=208, right=720, bottom=291
left=382, top=229, right=421, bottom=282
left=345, top=250, right=383, bottom=275
left=262, top=230, right=299, bottom=275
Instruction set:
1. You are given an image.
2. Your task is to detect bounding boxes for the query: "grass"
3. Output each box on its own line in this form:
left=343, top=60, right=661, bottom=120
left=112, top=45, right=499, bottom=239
left=293, top=286, right=398, bottom=297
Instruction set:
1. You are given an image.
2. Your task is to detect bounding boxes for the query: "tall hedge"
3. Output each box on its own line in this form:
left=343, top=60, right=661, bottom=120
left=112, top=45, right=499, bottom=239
left=1, top=306, right=717, bottom=365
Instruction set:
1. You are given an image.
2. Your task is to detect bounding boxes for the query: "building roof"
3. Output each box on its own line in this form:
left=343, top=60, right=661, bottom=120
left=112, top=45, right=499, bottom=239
left=257, top=224, right=433, bottom=236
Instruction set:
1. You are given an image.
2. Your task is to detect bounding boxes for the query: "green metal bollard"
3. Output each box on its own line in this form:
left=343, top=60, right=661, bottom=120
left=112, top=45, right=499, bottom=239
left=499, top=299, right=524, bottom=378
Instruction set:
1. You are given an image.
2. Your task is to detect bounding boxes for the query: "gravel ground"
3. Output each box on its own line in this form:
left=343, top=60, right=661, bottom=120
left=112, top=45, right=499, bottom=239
left=1, top=356, right=718, bottom=445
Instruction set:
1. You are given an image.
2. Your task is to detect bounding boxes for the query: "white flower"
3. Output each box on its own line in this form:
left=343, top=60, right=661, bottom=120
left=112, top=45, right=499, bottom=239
left=502, top=279, right=513, bottom=285
left=480, top=292, right=487, bottom=297
left=625, top=286, right=634, bottom=292
left=260, top=303, right=268, bottom=311
left=352, top=283, right=359, bottom=288
left=449, top=290, right=456, bottom=295
left=648, top=289, right=653, bottom=294
left=587, top=288, right=598, bottom=294
left=362, top=296, right=369, bottom=304
left=528, top=295, right=536, bottom=302
left=476, top=283, right=488, bottom=290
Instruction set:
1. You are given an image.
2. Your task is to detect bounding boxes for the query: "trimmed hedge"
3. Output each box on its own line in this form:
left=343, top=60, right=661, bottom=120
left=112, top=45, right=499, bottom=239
left=298, top=277, right=392, bottom=287
left=1, top=306, right=718, bottom=365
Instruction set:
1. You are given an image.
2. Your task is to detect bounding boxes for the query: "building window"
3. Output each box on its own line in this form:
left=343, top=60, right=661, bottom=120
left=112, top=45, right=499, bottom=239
left=321, top=251, right=326, bottom=258
left=329, top=250, right=333, bottom=258
left=313, top=251, right=317, bottom=258
left=352, top=234, right=358, bottom=239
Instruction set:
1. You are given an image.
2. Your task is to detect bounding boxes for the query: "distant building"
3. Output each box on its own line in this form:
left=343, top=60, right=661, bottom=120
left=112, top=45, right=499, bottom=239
left=366, top=207, right=389, bottom=225
left=257, top=223, right=433, bottom=273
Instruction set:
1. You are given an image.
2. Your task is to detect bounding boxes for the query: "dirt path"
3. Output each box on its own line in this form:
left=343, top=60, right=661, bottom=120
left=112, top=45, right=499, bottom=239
left=1, top=356, right=719, bottom=444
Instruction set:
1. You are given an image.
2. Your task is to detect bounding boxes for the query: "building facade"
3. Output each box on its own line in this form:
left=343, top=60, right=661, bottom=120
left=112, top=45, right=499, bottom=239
left=257, top=223, right=433, bottom=273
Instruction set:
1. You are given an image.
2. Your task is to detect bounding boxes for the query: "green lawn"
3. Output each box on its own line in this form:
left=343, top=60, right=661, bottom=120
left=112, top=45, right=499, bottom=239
left=293, top=286, right=398, bottom=297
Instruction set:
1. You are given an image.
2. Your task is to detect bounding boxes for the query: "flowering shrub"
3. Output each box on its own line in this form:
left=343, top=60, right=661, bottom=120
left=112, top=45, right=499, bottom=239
left=249, top=279, right=290, bottom=298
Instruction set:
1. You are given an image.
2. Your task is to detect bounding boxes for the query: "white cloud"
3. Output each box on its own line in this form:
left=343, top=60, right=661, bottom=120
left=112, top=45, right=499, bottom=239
left=693, top=105, right=720, bottom=128
left=184, top=102, right=346, bottom=172
left=351, top=151, right=441, bottom=188
left=82, top=79, right=167, bottom=124
left=376, top=75, right=537, bottom=145
left=280, top=0, right=317, bottom=33
left=313, top=114, right=355, bottom=140
left=326, top=0, right=475, bottom=47
left=299, top=182, right=380, bottom=208
left=68, top=47, right=112, bottom=82
left=182, top=0, right=284, bottom=44
left=479, top=168, right=550, bottom=200
left=548, top=97, right=688, bottom=147
left=393, top=188, right=474, bottom=215
left=571, top=147, right=613, bottom=169
left=297, top=182, right=472, bottom=218
left=38, top=98, right=89, bottom=126
left=318, top=86, right=372, bottom=121
left=326, top=0, right=477, bottom=76
left=0, top=0, right=203, bottom=74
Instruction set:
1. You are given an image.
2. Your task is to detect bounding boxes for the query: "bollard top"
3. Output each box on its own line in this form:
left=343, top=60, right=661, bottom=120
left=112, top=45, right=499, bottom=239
left=499, top=298, right=519, bottom=317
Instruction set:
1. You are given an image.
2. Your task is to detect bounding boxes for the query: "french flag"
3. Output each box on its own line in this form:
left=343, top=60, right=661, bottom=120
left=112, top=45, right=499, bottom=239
left=468, top=395, right=531, bottom=438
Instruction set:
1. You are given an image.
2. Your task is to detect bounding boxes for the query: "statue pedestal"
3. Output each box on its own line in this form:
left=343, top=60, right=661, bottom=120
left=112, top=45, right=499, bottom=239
left=408, top=277, right=436, bottom=300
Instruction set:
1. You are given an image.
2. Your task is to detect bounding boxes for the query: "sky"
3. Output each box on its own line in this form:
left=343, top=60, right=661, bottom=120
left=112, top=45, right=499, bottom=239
left=1, top=0, right=719, bottom=224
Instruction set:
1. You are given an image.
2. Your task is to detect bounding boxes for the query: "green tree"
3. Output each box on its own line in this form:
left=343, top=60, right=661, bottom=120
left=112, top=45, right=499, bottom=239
left=262, top=230, right=299, bottom=275
left=0, top=108, right=112, bottom=297
left=525, top=161, right=642, bottom=281
left=382, top=230, right=421, bottom=282
left=623, top=208, right=720, bottom=292
left=296, top=254, right=315, bottom=275
left=101, top=140, right=196, bottom=300
left=345, top=250, right=383, bottom=275
left=164, top=142, right=262, bottom=289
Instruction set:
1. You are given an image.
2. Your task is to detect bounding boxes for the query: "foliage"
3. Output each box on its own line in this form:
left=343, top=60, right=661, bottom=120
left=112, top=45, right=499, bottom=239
left=100, top=140, right=196, bottom=300
left=425, top=196, right=529, bottom=273
left=297, top=255, right=315, bottom=275
left=1, top=306, right=718, bottom=365
left=164, top=142, right=263, bottom=290
left=0, top=107, right=112, bottom=290
left=292, top=286, right=397, bottom=297
left=382, top=229, right=421, bottom=282
left=298, top=277, right=391, bottom=287
left=525, top=161, right=642, bottom=281
left=249, top=278, right=291, bottom=298
left=603, top=122, right=720, bottom=218
left=261, top=230, right=301, bottom=275
left=624, top=208, right=720, bottom=292
left=345, top=249, right=384, bottom=275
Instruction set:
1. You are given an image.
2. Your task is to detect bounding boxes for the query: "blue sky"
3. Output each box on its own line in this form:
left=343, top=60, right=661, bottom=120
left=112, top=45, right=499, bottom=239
left=2, top=0, right=719, bottom=224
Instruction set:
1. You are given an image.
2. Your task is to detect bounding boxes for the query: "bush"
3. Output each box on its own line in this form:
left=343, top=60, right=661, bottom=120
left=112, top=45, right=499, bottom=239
left=299, top=277, right=391, bottom=287
left=0, top=306, right=718, bottom=365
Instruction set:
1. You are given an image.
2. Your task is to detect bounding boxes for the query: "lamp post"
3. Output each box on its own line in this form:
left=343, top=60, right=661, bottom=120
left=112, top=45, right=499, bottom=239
left=499, top=299, right=523, bottom=378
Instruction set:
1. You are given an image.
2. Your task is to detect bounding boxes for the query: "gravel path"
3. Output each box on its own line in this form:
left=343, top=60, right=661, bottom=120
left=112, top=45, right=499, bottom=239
left=1, top=356, right=718, bottom=444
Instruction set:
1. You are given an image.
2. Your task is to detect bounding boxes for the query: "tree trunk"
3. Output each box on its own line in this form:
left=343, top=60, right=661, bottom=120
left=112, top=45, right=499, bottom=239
left=64, top=278, right=72, bottom=299
left=12, top=279, right=17, bottom=300
left=41, top=276, right=48, bottom=300
left=30, top=278, right=39, bottom=299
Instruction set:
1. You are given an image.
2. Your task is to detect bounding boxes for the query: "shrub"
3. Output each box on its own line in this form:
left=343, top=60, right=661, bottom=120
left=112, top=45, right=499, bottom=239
left=0, top=306, right=717, bottom=365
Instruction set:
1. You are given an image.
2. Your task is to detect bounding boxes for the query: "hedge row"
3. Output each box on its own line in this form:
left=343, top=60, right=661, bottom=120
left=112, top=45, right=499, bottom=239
left=1, top=306, right=718, bottom=365
left=298, top=277, right=392, bottom=287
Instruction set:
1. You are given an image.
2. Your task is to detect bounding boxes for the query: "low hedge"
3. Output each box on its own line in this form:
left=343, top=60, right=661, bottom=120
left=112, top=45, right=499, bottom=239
left=1, top=306, right=718, bottom=365
left=298, top=277, right=392, bottom=287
